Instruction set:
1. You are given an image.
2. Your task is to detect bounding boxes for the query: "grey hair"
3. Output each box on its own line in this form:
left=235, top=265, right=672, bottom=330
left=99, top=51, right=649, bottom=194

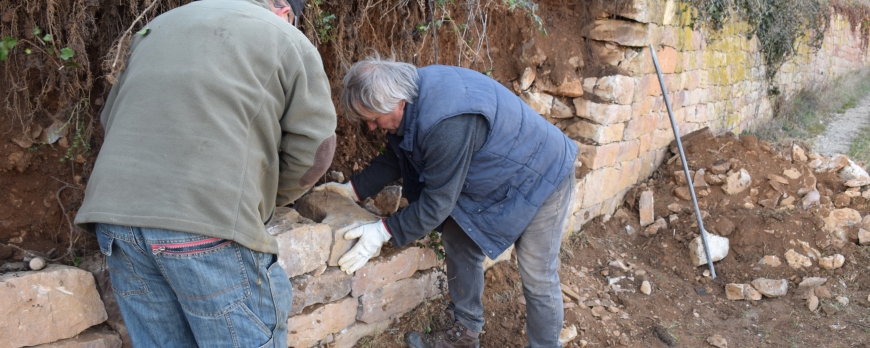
left=340, top=56, right=419, bottom=122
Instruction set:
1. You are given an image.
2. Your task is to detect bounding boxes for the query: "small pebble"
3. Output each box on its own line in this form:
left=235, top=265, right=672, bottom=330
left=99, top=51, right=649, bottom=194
left=29, top=257, right=46, bottom=271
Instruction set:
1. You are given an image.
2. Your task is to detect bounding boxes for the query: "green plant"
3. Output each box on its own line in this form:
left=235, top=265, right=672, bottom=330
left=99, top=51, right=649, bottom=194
left=2, top=27, right=78, bottom=68
left=684, top=0, right=829, bottom=80
left=316, top=12, right=337, bottom=43
left=418, top=230, right=446, bottom=260
left=503, top=0, right=546, bottom=35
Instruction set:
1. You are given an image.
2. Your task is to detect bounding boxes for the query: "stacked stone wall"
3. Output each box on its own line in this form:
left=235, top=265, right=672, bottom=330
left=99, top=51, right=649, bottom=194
left=517, top=0, right=870, bottom=231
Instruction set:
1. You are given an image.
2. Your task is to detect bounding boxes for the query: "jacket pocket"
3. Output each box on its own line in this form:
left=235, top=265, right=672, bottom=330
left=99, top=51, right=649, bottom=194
left=472, top=184, right=512, bottom=215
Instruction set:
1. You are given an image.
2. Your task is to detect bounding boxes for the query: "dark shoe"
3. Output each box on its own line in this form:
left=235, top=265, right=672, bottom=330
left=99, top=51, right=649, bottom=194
left=404, top=318, right=480, bottom=348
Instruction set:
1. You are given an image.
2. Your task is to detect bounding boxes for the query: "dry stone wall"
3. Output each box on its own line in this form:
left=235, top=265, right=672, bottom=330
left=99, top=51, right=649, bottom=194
left=517, top=0, right=870, bottom=231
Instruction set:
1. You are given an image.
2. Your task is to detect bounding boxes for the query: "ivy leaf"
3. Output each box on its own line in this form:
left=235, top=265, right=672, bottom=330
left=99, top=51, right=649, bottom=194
left=42, top=33, right=52, bottom=42
left=0, top=37, right=18, bottom=61
left=25, top=48, right=31, bottom=54
left=64, top=61, right=80, bottom=68
left=59, top=47, right=74, bottom=61
left=33, top=27, right=42, bottom=36
left=137, top=27, right=150, bottom=36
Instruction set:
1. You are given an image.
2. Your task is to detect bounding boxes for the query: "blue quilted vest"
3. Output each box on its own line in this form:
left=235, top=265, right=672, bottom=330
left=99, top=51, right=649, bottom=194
left=388, top=65, right=577, bottom=259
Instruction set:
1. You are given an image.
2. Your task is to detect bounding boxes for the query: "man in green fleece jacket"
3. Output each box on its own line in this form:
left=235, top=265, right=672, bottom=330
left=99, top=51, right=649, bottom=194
left=74, top=0, right=336, bottom=346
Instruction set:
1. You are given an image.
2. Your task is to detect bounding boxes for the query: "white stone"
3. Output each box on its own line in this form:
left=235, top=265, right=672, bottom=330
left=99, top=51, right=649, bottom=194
left=859, top=228, right=870, bottom=245
left=559, top=325, right=579, bottom=345
left=1, top=265, right=108, bottom=348
left=722, top=168, right=752, bottom=195
left=839, top=159, right=870, bottom=185
left=707, top=334, right=728, bottom=348
left=639, top=190, right=654, bottom=227
left=785, top=249, right=812, bottom=269
left=819, top=254, right=845, bottom=270
left=520, top=67, right=536, bottom=91
left=640, top=281, right=652, bottom=295
left=758, top=255, right=781, bottom=267
left=822, top=208, right=862, bottom=242
left=798, top=277, right=827, bottom=288
left=688, top=234, right=729, bottom=266
left=750, top=278, right=788, bottom=297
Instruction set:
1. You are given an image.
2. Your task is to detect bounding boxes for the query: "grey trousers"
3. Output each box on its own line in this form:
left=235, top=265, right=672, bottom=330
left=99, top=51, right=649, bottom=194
left=442, top=172, right=574, bottom=348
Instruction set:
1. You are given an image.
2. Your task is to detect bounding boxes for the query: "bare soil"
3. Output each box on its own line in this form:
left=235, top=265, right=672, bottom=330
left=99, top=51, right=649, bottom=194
left=357, top=131, right=870, bottom=348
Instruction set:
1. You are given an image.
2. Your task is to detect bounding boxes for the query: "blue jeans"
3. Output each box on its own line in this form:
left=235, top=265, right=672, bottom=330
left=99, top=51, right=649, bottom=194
left=443, top=172, right=574, bottom=348
left=95, top=223, right=292, bottom=348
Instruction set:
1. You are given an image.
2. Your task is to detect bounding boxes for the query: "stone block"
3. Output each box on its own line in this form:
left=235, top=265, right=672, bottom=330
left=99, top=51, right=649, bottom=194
left=581, top=167, right=621, bottom=208
left=289, top=268, right=352, bottom=316
left=638, top=190, right=655, bottom=227
left=614, top=139, right=641, bottom=163
left=358, top=271, right=444, bottom=324
left=689, top=234, right=729, bottom=266
left=520, top=91, right=554, bottom=115
left=351, top=247, right=438, bottom=298
left=29, top=326, right=122, bottom=348
left=268, top=208, right=333, bottom=278
left=565, top=120, right=625, bottom=145
left=295, top=192, right=381, bottom=267
left=574, top=204, right=599, bottom=230
left=331, top=319, right=392, bottom=348
left=590, top=0, right=669, bottom=24
left=725, top=283, right=745, bottom=300
left=655, top=46, right=679, bottom=74
left=593, top=75, right=636, bottom=105
left=574, top=99, right=632, bottom=125
left=623, top=114, right=658, bottom=140
left=750, top=278, right=788, bottom=297
left=287, top=297, right=359, bottom=348
left=551, top=98, right=575, bottom=118
left=540, top=77, right=585, bottom=98
left=1, top=265, right=108, bottom=348
left=584, top=19, right=650, bottom=47
left=575, top=142, right=620, bottom=170
left=631, top=97, right=654, bottom=118
left=588, top=40, right=627, bottom=67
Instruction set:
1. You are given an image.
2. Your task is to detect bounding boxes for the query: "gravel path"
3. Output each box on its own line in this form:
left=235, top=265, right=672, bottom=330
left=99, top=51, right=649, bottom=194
left=814, top=94, right=870, bottom=156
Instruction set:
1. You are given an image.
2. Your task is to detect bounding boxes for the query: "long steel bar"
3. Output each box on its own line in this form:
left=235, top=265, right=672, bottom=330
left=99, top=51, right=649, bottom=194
left=649, top=44, right=717, bottom=279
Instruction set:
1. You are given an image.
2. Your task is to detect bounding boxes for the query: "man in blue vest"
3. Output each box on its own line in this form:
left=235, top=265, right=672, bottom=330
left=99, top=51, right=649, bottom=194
left=316, top=56, right=577, bottom=348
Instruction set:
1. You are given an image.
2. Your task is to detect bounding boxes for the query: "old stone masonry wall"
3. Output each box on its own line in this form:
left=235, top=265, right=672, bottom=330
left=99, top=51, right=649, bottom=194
left=520, top=0, right=870, bottom=231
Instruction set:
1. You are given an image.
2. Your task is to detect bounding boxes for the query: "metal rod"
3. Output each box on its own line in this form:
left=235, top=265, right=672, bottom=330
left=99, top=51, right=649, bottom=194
left=649, top=44, right=717, bottom=279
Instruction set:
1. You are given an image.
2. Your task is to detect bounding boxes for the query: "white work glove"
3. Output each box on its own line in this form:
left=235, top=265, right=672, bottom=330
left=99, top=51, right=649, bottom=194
left=337, top=220, right=392, bottom=274
left=311, top=181, right=359, bottom=202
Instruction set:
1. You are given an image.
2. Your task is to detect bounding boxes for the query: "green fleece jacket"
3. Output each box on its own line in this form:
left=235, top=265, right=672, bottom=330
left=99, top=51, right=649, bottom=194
left=74, top=0, right=336, bottom=254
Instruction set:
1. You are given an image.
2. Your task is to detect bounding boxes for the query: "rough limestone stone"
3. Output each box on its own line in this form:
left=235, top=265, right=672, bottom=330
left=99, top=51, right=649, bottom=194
left=722, top=168, right=752, bottom=195
left=785, top=249, right=812, bottom=269
left=674, top=186, right=692, bottom=200
left=640, top=281, right=651, bottom=295
left=295, top=192, right=381, bottom=266
left=743, top=285, right=763, bottom=301
left=808, top=293, right=819, bottom=311
left=792, top=144, right=807, bottom=162
left=362, top=185, right=403, bottom=216
left=584, top=19, right=649, bottom=47
left=783, top=168, right=802, bottom=180
left=642, top=218, right=667, bottom=237
left=358, top=271, right=444, bottom=324
left=331, top=319, right=392, bottom=348
left=638, top=190, right=655, bottom=227
left=707, top=334, right=728, bottom=348
left=750, top=278, right=788, bottom=297
left=351, top=246, right=439, bottom=298
left=710, top=159, right=731, bottom=175
left=859, top=228, right=870, bottom=245
left=840, top=160, right=870, bottom=187
left=1, top=265, right=108, bottom=348
left=520, top=91, right=554, bottom=115
left=758, top=255, right=781, bottom=267
left=267, top=207, right=333, bottom=278
left=287, top=297, right=359, bottom=348
left=815, top=154, right=850, bottom=173
left=593, top=75, right=635, bottom=105
left=483, top=244, right=514, bottom=272
left=289, top=268, right=352, bottom=316
left=822, top=208, right=862, bottom=242
left=688, top=234, right=729, bottom=266
left=725, top=283, right=745, bottom=300
left=819, top=254, right=845, bottom=270
left=799, top=277, right=828, bottom=289
left=29, top=327, right=122, bottom=348
left=519, top=67, right=536, bottom=91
